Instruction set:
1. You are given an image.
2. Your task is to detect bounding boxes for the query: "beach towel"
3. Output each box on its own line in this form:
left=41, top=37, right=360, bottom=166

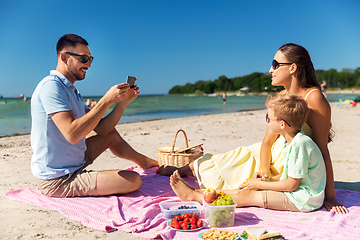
left=5, top=166, right=360, bottom=239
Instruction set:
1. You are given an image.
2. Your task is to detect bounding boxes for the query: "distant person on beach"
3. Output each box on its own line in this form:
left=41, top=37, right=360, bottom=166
left=321, top=80, right=327, bottom=98
left=85, top=99, right=97, bottom=109
left=158, top=43, right=348, bottom=214
left=90, top=99, right=97, bottom=109
left=222, top=92, right=226, bottom=104
left=170, top=94, right=326, bottom=213
left=31, top=33, right=158, bottom=198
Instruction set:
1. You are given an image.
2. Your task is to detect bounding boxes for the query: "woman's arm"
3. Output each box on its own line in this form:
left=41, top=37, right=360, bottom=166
left=306, top=90, right=348, bottom=214
left=259, top=90, right=286, bottom=178
left=259, top=128, right=279, bottom=178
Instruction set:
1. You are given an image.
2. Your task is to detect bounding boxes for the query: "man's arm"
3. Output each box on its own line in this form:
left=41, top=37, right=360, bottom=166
left=50, top=84, right=129, bottom=144
left=93, top=85, right=140, bottom=135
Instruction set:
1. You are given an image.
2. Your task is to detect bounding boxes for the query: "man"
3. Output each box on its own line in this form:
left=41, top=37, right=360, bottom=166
left=31, top=34, right=158, bottom=198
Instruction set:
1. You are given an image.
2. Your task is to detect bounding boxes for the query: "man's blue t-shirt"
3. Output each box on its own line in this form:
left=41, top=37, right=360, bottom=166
left=31, top=70, right=88, bottom=180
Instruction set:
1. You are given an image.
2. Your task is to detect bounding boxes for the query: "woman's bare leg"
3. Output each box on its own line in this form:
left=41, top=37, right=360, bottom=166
left=170, top=170, right=204, bottom=203
left=170, top=171, right=264, bottom=208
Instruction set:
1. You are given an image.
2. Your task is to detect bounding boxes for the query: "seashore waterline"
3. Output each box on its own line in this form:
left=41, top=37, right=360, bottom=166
left=0, top=93, right=358, bottom=137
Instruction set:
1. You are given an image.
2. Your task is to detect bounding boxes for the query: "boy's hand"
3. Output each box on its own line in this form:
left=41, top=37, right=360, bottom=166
left=239, top=178, right=262, bottom=191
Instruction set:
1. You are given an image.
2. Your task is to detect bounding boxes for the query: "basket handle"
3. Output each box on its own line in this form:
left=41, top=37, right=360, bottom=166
left=171, top=130, right=189, bottom=153
left=174, top=143, right=203, bottom=154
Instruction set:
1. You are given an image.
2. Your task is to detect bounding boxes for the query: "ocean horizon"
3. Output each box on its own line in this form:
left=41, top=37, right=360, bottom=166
left=0, top=92, right=358, bottom=137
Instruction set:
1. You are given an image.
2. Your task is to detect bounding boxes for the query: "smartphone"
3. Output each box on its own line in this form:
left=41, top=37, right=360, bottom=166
left=126, top=76, right=137, bottom=88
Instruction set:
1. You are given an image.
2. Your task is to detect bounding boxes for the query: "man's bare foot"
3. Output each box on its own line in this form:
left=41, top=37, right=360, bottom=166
left=137, top=157, right=158, bottom=169
left=157, top=165, right=179, bottom=176
left=170, top=170, right=203, bottom=203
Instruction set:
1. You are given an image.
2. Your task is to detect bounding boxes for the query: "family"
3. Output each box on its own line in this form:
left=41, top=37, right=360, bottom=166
left=30, top=33, right=348, bottom=215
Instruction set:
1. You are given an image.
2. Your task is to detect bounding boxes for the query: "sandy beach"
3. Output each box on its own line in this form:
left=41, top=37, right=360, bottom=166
left=1, top=103, right=359, bottom=239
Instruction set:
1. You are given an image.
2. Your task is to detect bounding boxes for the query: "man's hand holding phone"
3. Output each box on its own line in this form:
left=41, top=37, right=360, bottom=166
left=126, top=76, right=137, bottom=88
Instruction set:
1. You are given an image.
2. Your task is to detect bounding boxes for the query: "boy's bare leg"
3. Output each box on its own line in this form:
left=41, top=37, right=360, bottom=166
left=157, top=161, right=195, bottom=177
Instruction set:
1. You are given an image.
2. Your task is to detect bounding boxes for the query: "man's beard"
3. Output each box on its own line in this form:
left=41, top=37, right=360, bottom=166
left=69, top=68, right=85, bottom=81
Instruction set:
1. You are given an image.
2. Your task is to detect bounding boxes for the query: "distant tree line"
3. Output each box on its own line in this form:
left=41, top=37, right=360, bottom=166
left=168, top=68, right=360, bottom=94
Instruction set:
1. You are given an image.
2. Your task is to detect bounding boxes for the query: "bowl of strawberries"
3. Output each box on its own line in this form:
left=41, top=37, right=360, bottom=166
left=167, top=212, right=205, bottom=231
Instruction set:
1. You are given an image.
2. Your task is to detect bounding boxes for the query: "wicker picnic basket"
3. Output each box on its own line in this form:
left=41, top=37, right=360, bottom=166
left=156, top=130, right=204, bottom=167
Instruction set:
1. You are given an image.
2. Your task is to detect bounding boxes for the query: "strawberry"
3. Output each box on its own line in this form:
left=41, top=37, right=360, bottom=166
left=181, top=222, right=188, bottom=230
left=196, top=219, right=203, bottom=228
left=183, top=217, right=189, bottom=223
left=190, top=217, right=196, bottom=225
left=190, top=224, right=197, bottom=229
left=184, top=214, right=189, bottom=219
left=173, top=222, right=180, bottom=229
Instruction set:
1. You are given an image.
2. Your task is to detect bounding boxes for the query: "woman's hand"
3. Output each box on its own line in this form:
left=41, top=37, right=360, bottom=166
left=323, top=198, right=349, bottom=214
left=253, top=172, right=269, bottom=181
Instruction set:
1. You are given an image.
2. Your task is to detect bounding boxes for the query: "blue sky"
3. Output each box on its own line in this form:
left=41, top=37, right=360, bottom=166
left=0, top=0, right=359, bottom=97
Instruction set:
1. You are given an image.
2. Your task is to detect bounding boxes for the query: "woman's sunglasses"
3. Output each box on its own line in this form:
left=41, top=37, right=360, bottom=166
left=272, top=59, right=293, bottom=70
left=66, top=52, right=94, bottom=64
left=266, top=113, right=291, bottom=127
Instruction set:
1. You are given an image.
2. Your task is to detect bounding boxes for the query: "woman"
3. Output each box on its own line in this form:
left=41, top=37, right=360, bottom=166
left=158, top=43, right=348, bottom=214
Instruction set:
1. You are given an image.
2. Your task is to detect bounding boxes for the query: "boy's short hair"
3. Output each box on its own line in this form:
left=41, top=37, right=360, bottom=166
left=265, top=94, right=309, bottom=130
left=56, top=34, right=88, bottom=55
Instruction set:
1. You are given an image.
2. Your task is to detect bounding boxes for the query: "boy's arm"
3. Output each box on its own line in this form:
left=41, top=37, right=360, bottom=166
left=239, top=177, right=300, bottom=192
left=269, top=172, right=282, bottom=181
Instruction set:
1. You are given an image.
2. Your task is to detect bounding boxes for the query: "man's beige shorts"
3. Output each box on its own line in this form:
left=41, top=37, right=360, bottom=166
left=262, top=190, right=300, bottom=212
left=37, top=141, right=98, bottom=198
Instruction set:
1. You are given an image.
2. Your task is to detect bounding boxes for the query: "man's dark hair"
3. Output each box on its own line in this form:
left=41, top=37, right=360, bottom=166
left=56, top=34, right=89, bottom=55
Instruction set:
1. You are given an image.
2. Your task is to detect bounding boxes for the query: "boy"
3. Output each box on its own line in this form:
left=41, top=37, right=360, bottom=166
left=170, top=94, right=326, bottom=212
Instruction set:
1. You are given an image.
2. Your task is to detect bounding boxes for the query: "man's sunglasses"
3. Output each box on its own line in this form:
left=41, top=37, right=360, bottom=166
left=66, top=52, right=94, bottom=64
left=272, top=59, right=293, bottom=70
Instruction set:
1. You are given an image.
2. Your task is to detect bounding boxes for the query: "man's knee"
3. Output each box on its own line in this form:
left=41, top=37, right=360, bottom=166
left=107, top=128, right=128, bottom=146
left=118, top=170, right=142, bottom=192
left=131, top=172, right=142, bottom=191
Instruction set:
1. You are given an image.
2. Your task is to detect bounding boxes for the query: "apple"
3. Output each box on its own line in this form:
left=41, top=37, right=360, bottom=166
left=203, top=188, right=218, bottom=203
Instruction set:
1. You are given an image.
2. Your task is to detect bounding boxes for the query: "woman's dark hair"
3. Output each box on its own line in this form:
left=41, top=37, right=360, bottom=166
left=279, top=43, right=334, bottom=142
left=278, top=43, right=320, bottom=89
left=56, top=34, right=88, bottom=55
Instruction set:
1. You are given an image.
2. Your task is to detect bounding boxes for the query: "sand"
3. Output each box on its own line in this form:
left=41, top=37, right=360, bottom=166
left=1, top=103, right=359, bottom=239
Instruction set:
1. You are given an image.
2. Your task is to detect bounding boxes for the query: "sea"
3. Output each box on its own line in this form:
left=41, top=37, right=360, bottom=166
left=0, top=93, right=358, bottom=137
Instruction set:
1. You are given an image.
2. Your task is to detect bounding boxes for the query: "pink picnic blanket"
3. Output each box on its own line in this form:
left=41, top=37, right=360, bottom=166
left=5, top=166, right=360, bottom=239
